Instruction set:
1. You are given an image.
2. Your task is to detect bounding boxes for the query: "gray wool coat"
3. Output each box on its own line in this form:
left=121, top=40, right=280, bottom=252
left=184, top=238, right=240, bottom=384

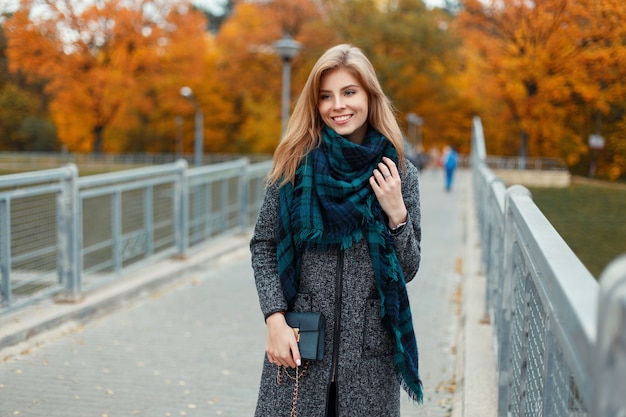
left=250, top=160, right=422, bottom=417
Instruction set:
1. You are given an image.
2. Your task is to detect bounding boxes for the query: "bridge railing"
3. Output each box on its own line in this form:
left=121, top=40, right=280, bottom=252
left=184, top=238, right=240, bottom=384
left=0, top=158, right=272, bottom=314
left=471, top=116, right=626, bottom=417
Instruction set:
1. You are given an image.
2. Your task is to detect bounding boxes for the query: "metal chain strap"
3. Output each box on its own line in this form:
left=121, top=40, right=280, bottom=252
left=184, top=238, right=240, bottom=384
left=276, top=363, right=309, bottom=417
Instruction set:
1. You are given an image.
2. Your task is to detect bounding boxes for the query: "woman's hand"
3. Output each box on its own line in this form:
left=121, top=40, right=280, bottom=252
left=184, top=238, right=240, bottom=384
left=369, top=157, right=408, bottom=229
left=265, top=312, right=301, bottom=368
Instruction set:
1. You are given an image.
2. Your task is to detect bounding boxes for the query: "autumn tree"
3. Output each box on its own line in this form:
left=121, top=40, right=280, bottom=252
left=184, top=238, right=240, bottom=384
left=314, top=0, right=471, bottom=153
left=213, top=0, right=322, bottom=154
left=0, top=21, right=58, bottom=152
left=212, top=0, right=469, bottom=155
left=456, top=0, right=626, bottom=178
left=6, top=0, right=208, bottom=153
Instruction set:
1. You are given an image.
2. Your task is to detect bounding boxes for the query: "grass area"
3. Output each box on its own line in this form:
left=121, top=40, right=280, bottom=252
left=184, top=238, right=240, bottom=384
left=528, top=181, right=626, bottom=279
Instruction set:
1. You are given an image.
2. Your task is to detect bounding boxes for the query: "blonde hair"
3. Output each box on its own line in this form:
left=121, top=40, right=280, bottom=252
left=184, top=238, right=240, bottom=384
left=267, top=44, right=406, bottom=186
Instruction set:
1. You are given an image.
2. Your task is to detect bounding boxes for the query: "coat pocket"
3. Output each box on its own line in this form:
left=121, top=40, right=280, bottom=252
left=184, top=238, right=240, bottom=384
left=362, top=299, right=394, bottom=358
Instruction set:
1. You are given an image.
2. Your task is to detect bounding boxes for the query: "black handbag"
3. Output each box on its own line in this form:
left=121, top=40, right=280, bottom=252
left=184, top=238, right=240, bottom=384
left=284, top=311, right=325, bottom=361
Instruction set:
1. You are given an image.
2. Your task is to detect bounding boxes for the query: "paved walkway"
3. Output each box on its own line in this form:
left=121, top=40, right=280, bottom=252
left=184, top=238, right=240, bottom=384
left=0, top=168, right=496, bottom=417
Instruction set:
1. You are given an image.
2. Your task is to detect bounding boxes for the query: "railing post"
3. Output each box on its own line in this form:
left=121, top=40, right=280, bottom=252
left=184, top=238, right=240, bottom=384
left=174, top=159, right=189, bottom=258
left=471, top=116, right=487, bottom=164
left=0, top=197, right=11, bottom=307
left=239, top=158, right=250, bottom=232
left=144, top=185, right=154, bottom=257
left=593, top=254, right=626, bottom=417
left=56, top=163, right=83, bottom=303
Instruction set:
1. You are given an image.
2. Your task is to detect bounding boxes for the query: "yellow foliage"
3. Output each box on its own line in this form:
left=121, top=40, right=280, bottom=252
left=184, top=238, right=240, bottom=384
left=456, top=0, right=626, bottom=176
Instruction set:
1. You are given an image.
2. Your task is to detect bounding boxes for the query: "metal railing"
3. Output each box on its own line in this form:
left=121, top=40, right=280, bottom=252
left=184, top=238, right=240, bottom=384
left=484, top=155, right=568, bottom=171
left=471, top=116, right=626, bottom=417
left=0, top=151, right=271, bottom=173
left=0, top=158, right=272, bottom=314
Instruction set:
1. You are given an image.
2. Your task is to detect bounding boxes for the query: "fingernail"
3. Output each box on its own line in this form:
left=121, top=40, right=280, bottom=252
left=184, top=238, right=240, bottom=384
left=296, top=359, right=301, bottom=366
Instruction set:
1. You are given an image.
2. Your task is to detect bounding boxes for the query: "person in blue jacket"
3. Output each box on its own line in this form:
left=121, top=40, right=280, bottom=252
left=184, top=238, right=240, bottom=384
left=441, top=145, right=458, bottom=191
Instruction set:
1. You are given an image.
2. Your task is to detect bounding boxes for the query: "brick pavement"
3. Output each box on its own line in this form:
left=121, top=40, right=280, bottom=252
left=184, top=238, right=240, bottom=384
left=0, top=168, right=481, bottom=417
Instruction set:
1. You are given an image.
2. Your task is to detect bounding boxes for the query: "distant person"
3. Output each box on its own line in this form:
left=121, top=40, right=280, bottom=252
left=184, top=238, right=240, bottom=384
left=441, top=145, right=458, bottom=191
left=428, top=146, right=441, bottom=174
left=250, top=44, right=423, bottom=417
left=408, top=150, right=428, bottom=172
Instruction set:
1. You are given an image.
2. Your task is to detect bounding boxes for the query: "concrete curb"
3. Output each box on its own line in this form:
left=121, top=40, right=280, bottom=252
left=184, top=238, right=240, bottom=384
left=0, top=231, right=252, bottom=359
left=455, top=172, right=498, bottom=417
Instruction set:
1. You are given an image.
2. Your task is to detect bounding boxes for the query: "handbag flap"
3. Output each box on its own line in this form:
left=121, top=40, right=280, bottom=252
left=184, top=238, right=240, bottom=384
left=285, top=311, right=324, bottom=332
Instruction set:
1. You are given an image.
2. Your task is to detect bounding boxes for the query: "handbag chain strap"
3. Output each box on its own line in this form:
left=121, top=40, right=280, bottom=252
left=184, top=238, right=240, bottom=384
left=276, top=362, right=309, bottom=417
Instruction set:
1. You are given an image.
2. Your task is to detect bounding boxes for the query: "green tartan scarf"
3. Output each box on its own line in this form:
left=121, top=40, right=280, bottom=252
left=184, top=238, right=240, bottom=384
left=277, top=125, right=423, bottom=403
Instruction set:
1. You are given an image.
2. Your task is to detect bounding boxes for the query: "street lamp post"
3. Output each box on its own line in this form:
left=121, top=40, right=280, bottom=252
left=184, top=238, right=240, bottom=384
left=406, top=113, right=423, bottom=148
left=588, top=133, right=605, bottom=177
left=273, top=35, right=302, bottom=139
left=180, top=86, right=204, bottom=167
left=175, top=116, right=183, bottom=157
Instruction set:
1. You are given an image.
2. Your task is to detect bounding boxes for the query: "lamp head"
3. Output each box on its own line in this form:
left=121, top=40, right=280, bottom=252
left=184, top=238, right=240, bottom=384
left=273, top=35, right=302, bottom=62
left=180, top=86, right=193, bottom=98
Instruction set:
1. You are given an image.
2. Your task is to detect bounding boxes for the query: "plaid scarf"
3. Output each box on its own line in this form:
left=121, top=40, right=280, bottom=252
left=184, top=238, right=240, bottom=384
left=277, top=125, right=423, bottom=403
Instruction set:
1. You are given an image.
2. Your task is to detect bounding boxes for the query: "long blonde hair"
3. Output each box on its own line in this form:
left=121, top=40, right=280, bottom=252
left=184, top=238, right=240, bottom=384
left=267, top=44, right=406, bottom=186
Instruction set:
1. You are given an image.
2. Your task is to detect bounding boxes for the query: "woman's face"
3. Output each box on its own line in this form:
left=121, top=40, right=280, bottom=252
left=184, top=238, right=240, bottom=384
left=318, top=67, right=369, bottom=144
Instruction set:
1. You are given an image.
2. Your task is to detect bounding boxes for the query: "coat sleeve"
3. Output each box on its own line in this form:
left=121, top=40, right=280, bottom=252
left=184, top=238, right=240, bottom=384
left=394, top=160, right=422, bottom=283
left=250, top=183, right=289, bottom=319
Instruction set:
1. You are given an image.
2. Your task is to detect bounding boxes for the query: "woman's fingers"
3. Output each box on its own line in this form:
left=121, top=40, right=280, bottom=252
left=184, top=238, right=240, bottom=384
left=265, top=322, right=300, bottom=368
left=372, top=157, right=400, bottom=185
left=370, top=157, right=407, bottom=226
left=377, top=157, right=399, bottom=179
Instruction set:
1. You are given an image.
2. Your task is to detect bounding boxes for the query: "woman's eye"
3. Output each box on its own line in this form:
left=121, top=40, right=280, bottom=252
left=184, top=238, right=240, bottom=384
left=344, top=90, right=356, bottom=96
left=320, top=94, right=332, bottom=100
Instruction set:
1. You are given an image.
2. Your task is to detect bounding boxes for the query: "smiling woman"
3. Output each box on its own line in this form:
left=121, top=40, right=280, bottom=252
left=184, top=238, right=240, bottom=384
left=251, top=44, right=424, bottom=417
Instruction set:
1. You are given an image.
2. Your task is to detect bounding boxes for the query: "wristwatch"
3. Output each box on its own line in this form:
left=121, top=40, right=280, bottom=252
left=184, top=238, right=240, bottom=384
left=389, top=220, right=407, bottom=236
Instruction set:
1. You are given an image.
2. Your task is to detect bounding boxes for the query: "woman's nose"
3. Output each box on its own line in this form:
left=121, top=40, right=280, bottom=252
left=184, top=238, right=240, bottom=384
left=333, top=97, right=346, bottom=109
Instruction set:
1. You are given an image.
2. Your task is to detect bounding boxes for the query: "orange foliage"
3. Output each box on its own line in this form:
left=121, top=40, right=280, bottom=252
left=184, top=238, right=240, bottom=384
left=318, top=0, right=473, bottom=153
left=6, top=0, right=208, bottom=153
left=213, top=0, right=322, bottom=154
left=456, top=0, right=626, bottom=177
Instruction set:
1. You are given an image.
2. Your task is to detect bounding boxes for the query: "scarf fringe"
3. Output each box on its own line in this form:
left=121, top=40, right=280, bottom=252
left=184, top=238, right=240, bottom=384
left=400, top=375, right=424, bottom=404
left=297, top=225, right=365, bottom=251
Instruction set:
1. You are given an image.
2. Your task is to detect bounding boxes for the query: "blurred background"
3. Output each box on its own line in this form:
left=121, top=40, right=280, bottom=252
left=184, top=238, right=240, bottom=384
left=0, top=0, right=624, bottom=277
left=0, top=0, right=624, bottom=182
